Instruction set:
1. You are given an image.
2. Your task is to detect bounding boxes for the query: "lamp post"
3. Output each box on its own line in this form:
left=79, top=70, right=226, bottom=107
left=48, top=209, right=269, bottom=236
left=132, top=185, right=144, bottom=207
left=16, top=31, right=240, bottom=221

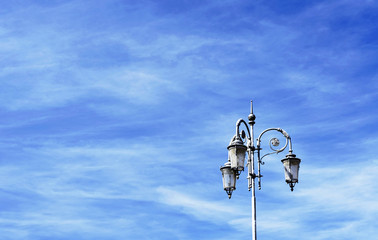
left=220, top=101, right=301, bottom=240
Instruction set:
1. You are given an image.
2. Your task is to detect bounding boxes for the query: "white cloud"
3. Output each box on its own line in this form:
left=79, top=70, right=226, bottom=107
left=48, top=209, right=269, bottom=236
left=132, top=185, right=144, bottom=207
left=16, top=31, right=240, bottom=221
left=156, top=186, right=248, bottom=226
left=0, top=1, right=377, bottom=239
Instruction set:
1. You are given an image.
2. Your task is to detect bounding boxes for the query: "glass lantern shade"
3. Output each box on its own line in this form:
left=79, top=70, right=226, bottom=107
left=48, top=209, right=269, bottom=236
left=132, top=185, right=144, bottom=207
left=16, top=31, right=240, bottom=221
left=220, top=162, right=236, bottom=199
left=281, top=154, right=301, bottom=191
left=227, top=138, right=247, bottom=172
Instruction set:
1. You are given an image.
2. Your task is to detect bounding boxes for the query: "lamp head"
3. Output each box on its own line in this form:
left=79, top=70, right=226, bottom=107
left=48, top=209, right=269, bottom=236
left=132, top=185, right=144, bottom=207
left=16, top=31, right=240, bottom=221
left=220, top=162, right=236, bottom=199
left=281, top=153, right=301, bottom=191
left=227, top=136, right=247, bottom=173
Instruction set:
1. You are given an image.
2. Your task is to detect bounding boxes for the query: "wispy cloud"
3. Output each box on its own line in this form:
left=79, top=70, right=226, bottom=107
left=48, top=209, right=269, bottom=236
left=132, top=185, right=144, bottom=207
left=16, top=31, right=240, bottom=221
left=1, top=0, right=378, bottom=239
left=156, top=186, right=247, bottom=224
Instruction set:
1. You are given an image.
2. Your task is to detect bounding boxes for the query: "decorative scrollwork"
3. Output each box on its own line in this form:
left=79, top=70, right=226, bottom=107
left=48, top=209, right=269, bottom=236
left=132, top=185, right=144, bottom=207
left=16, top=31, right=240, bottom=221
left=258, top=128, right=290, bottom=162
left=256, top=128, right=292, bottom=191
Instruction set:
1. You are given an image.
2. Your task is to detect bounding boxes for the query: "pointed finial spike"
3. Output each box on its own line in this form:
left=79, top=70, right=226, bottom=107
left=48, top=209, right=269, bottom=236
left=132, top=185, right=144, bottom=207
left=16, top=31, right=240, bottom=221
left=248, top=100, right=256, bottom=124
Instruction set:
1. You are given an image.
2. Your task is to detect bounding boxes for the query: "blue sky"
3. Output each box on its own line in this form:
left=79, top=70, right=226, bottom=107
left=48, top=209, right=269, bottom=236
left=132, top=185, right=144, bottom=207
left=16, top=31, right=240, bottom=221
left=0, top=0, right=378, bottom=239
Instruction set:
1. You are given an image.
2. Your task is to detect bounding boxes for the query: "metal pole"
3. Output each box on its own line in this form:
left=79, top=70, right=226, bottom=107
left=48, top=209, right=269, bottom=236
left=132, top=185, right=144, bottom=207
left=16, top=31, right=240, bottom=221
left=252, top=173, right=257, bottom=240
left=248, top=101, right=257, bottom=240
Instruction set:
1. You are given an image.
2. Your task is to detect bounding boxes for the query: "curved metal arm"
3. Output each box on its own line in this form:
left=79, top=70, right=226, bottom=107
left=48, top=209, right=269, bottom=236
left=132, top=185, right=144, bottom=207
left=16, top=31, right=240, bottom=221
left=257, top=128, right=293, bottom=160
left=255, top=128, right=293, bottom=190
left=236, top=118, right=252, bottom=142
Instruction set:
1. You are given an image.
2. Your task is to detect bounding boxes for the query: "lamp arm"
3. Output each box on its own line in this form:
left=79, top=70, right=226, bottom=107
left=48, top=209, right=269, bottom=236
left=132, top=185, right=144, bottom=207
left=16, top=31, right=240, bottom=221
left=235, top=118, right=252, bottom=142
left=235, top=118, right=255, bottom=191
left=255, top=128, right=293, bottom=190
left=256, top=128, right=292, bottom=158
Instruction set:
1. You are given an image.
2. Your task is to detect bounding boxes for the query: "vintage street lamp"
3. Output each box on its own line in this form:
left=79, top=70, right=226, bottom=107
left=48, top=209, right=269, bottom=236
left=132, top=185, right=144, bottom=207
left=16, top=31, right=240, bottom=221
left=220, top=162, right=236, bottom=199
left=281, top=153, right=301, bottom=191
left=219, top=101, right=301, bottom=240
left=227, top=135, right=247, bottom=176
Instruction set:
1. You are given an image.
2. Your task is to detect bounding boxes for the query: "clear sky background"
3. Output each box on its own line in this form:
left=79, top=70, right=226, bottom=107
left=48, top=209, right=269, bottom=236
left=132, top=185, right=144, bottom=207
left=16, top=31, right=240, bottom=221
left=0, top=0, right=377, bottom=239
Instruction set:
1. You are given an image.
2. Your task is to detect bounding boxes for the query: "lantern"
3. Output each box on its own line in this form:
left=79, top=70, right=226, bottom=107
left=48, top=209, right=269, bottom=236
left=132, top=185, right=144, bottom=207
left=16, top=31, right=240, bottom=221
left=227, top=136, right=247, bottom=174
left=281, top=153, right=301, bottom=191
left=220, top=162, right=236, bottom=199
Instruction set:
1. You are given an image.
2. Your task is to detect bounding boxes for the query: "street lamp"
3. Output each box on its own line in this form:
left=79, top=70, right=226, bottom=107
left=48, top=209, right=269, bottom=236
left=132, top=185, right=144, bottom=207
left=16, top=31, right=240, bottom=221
left=220, top=162, right=236, bottom=199
left=219, top=101, right=301, bottom=240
